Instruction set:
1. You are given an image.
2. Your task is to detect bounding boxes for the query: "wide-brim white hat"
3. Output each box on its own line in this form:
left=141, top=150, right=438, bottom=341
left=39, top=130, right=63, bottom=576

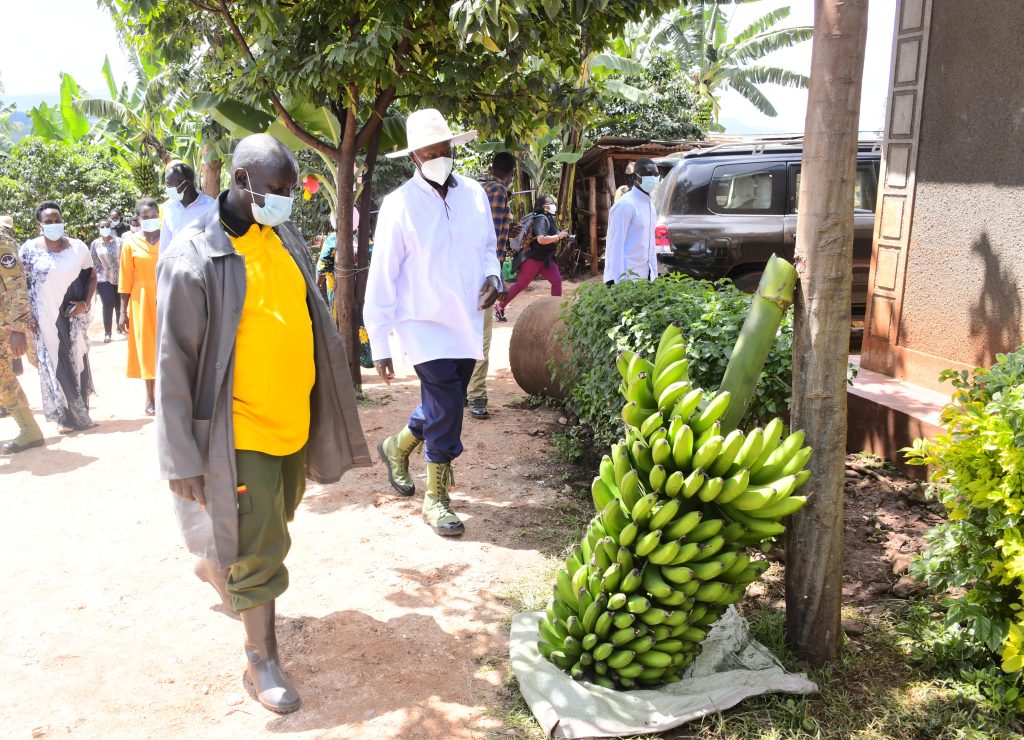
left=386, top=108, right=477, bottom=158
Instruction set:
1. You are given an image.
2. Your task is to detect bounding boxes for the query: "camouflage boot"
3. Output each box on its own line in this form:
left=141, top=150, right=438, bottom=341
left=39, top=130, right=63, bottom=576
left=1, top=405, right=43, bottom=454
left=422, top=461, right=464, bottom=537
left=377, top=426, right=421, bottom=496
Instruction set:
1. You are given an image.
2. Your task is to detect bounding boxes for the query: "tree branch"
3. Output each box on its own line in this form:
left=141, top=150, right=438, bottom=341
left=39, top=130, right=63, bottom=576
left=187, top=0, right=220, bottom=12
left=216, top=0, right=336, bottom=154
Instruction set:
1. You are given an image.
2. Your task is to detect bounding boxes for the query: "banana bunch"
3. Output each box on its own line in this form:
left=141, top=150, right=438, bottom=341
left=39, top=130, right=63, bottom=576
left=537, top=323, right=813, bottom=690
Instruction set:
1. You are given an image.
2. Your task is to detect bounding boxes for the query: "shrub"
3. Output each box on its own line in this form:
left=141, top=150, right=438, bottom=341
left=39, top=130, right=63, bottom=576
left=0, top=137, right=140, bottom=242
left=557, top=273, right=793, bottom=452
left=904, top=347, right=1024, bottom=707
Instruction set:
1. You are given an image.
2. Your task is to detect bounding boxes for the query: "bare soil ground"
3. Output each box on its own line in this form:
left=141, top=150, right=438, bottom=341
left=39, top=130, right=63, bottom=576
left=0, top=273, right=944, bottom=739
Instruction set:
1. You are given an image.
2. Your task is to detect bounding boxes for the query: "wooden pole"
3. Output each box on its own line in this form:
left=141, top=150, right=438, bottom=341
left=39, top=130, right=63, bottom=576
left=588, top=176, right=599, bottom=275
left=784, top=0, right=869, bottom=666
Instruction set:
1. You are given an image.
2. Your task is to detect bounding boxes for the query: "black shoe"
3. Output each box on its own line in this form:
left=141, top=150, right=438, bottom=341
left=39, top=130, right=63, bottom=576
left=468, top=398, right=489, bottom=419
left=0, top=407, right=7, bottom=418
left=493, top=307, right=508, bottom=323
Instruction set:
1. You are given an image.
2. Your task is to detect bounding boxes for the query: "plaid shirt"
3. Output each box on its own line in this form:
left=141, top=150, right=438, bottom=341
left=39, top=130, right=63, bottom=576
left=480, top=178, right=511, bottom=257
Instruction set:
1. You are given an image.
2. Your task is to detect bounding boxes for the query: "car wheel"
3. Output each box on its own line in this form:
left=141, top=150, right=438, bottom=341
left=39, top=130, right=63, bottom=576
left=729, top=270, right=763, bottom=294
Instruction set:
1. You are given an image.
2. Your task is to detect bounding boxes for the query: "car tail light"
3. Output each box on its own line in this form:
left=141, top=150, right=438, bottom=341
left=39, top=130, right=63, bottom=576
left=655, top=224, right=671, bottom=253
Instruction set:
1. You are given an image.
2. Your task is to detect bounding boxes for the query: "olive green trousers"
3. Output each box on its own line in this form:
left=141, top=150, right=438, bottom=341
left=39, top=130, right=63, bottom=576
left=227, top=447, right=307, bottom=612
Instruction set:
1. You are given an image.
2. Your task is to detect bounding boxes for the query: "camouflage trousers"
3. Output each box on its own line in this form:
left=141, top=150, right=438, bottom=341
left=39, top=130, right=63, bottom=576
left=0, top=331, right=31, bottom=410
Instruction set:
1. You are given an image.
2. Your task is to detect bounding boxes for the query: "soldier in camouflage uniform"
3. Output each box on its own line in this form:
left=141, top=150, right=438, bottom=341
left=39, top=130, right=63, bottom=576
left=0, top=215, right=44, bottom=454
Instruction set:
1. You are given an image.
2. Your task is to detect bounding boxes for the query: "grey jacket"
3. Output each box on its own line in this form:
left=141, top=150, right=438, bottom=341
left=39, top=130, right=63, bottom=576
left=155, top=202, right=371, bottom=567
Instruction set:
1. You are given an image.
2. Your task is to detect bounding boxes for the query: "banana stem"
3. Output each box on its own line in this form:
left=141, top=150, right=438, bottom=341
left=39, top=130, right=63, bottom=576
left=718, top=254, right=797, bottom=434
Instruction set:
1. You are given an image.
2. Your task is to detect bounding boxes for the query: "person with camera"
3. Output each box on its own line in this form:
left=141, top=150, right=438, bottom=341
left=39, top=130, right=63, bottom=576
left=493, top=194, right=567, bottom=318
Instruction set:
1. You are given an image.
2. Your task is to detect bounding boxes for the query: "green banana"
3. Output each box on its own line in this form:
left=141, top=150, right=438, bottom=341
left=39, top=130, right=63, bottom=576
left=601, top=562, right=622, bottom=593
left=620, top=568, right=643, bottom=593
left=662, top=564, right=695, bottom=584
left=626, top=594, right=651, bottom=614
left=709, top=429, right=745, bottom=477
left=594, top=611, right=614, bottom=640
left=664, top=470, right=685, bottom=498
left=694, top=421, right=721, bottom=451
left=750, top=430, right=807, bottom=484
left=748, top=495, right=808, bottom=519
left=631, top=492, right=659, bottom=527
left=656, top=378, right=691, bottom=410
left=661, top=510, right=701, bottom=541
left=612, top=611, right=636, bottom=629
left=720, top=520, right=748, bottom=543
left=694, top=581, right=727, bottom=603
left=648, top=464, right=668, bottom=493
left=626, top=634, right=655, bottom=653
left=793, top=469, right=811, bottom=490
left=626, top=353, right=654, bottom=385
left=670, top=423, right=695, bottom=471
left=599, top=454, right=617, bottom=488
left=719, top=552, right=751, bottom=581
left=615, top=349, right=635, bottom=380
left=634, top=529, right=663, bottom=557
left=671, top=388, right=704, bottom=426
left=696, top=475, right=725, bottom=503
left=612, top=444, right=632, bottom=487
left=667, top=541, right=702, bottom=565
left=556, top=569, right=579, bottom=610
left=537, top=640, right=558, bottom=659
left=732, top=427, right=765, bottom=471
left=749, top=417, right=785, bottom=474
left=690, top=534, right=726, bottom=561
left=549, top=650, right=575, bottom=669
left=638, top=608, right=669, bottom=626
left=631, top=440, right=655, bottom=474
left=689, top=552, right=735, bottom=580
left=721, top=504, right=788, bottom=537
left=646, top=538, right=682, bottom=565
left=677, top=626, right=708, bottom=643
left=639, top=409, right=665, bottom=440
left=654, top=322, right=683, bottom=358
left=657, top=590, right=691, bottom=608
left=607, top=592, right=627, bottom=611
left=582, top=632, right=599, bottom=651
left=729, top=485, right=777, bottom=512
left=648, top=498, right=681, bottom=531
left=565, top=616, right=585, bottom=640
left=682, top=468, right=705, bottom=498
left=687, top=518, right=724, bottom=542
left=690, top=390, right=731, bottom=434
left=716, top=468, right=751, bottom=504
left=622, top=401, right=658, bottom=429
left=616, top=546, right=634, bottom=574
left=619, top=521, right=640, bottom=548
left=600, top=499, right=630, bottom=538
left=607, top=649, right=635, bottom=669
left=779, top=445, right=813, bottom=477
left=615, top=662, right=645, bottom=679
left=627, top=373, right=657, bottom=408
left=618, top=469, right=643, bottom=511
left=641, top=566, right=673, bottom=598
left=539, top=619, right=563, bottom=646
left=691, top=435, right=724, bottom=472
left=650, top=437, right=673, bottom=469
left=593, top=642, right=614, bottom=662
left=647, top=428, right=668, bottom=447
left=591, top=476, right=614, bottom=511
left=635, top=650, right=673, bottom=669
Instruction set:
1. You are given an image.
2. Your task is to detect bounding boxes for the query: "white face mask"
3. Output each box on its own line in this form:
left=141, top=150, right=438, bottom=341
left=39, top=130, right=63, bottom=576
left=140, top=217, right=161, bottom=233
left=242, top=170, right=295, bottom=227
left=638, top=175, right=659, bottom=194
left=544, top=203, right=557, bottom=215
left=130, top=224, right=142, bottom=233
left=165, top=184, right=185, bottom=203
left=419, top=156, right=454, bottom=186
left=99, top=227, right=112, bottom=238
left=41, top=222, right=65, bottom=241
left=110, top=218, right=121, bottom=226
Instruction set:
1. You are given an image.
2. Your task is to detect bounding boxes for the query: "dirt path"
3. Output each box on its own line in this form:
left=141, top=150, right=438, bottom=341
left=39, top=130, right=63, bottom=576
left=0, top=279, right=577, bottom=739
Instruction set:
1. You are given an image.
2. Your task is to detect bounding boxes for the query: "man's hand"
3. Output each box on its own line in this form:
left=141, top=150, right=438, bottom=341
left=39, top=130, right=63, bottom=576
left=478, top=275, right=504, bottom=309
left=9, top=331, right=27, bottom=359
left=118, top=313, right=129, bottom=334
left=69, top=300, right=88, bottom=318
left=374, top=358, right=395, bottom=386
left=170, top=476, right=206, bottom=508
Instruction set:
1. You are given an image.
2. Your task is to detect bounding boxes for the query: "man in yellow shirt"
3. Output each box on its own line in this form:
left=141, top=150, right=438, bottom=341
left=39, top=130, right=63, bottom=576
left=155, top=134, right=370, bottom=714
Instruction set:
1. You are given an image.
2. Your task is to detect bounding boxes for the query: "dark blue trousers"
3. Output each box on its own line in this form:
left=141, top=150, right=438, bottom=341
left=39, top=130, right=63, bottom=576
left=408, top=358, right=476, bottom=464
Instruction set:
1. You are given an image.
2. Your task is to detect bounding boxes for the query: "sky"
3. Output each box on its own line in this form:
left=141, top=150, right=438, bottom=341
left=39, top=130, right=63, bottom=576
left=1, top=0, right=896, bottom=136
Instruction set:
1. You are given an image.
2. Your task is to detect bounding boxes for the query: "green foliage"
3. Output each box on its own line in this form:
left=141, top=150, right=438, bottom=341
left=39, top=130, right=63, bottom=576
left=558, top=273, right=792, bottom=451
left=592, top=50, right=703, bottom=140
left=0, top=137, right=140, bottom=242
left=904, top=347, right=1024, bottom=709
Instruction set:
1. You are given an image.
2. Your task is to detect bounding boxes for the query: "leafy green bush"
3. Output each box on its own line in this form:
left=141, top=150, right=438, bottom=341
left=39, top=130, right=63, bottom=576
left=557, top=273, right=793, bottom=452
left=0, top=137, right=140, bottom=242
left=904, top=347, right=1024, bottom=708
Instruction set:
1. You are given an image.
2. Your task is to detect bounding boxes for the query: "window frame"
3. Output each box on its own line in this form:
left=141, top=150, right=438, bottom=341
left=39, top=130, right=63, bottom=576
left=706, top=162, right=787, bottom=216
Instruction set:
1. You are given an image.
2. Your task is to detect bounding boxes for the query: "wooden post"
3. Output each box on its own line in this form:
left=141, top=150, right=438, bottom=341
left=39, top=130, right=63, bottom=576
left=588, top=177, right=599, bottom=275
left=603, top=155, right=617, bottom=205
left=784, top=0, right=869, bottom=665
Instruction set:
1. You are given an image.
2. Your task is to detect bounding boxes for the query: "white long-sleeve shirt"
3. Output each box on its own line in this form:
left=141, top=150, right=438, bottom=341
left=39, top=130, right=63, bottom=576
left=603, top=186, right=657, bottom=284
left=160, top=192, right=216, bottom=251
left=364, top=171, right=500, bottom=366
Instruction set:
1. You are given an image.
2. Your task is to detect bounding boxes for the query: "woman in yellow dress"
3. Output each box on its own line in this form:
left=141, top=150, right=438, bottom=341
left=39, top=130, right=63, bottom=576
left=118, top=198, right=160, bottom=415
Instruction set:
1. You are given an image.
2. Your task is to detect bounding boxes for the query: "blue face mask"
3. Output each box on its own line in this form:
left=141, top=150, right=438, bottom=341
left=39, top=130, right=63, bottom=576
left=140, top=218, right=161, bottom=233
left=243, top=170, right=295, bottom=227
left=638, top=175, right=659, bottom=194
left=41, top=222, right=65, bottom=241
left=99, top=227, right=112, bottom=237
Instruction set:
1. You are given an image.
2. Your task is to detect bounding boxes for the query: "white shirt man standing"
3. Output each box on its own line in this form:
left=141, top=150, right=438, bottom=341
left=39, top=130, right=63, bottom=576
left=604, top=157, right=660, bottom=284
left=160, top=161, right=216, bottom=250
left=364, top=108, right=504, bottom=537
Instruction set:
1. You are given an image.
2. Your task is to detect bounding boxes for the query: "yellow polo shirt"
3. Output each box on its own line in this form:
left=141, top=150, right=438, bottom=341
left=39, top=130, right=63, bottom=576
left=230, top=224, right=315, bottom=456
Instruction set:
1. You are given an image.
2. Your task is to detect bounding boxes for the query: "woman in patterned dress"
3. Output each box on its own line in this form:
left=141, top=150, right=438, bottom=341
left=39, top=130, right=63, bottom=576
left=118, top=198, right=160, bottom=416
left=19, top=200, right=97, bottom=432
left=89, top=218, right=122, bottom=343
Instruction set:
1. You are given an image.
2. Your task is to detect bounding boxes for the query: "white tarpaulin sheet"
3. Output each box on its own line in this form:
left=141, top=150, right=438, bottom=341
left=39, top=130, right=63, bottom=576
left=510, top=608, right=817, bottom=738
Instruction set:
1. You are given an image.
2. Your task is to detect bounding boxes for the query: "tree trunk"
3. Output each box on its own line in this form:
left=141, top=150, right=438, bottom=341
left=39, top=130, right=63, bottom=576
left=200, top=141, right=222, bottom=196
left=333, top=107, right=360, bottom=386
left=355, top=125, right=382, bottom=322
left=784, top=0, right=869, bottom=666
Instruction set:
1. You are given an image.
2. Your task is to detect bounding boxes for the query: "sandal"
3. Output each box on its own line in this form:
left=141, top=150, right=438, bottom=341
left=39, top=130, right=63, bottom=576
left=493, top=306, right=507, bottom=323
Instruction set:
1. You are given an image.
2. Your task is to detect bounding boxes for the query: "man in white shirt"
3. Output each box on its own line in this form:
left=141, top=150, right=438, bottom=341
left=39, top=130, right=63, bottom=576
left=365, top=109, right=504, bottom=537
left=604, top=157, right=660, bottom=284
left=160, top=162, right=216, bottom=250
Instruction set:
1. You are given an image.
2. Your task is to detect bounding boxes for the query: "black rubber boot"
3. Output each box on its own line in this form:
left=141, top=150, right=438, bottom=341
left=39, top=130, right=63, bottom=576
left=240, top=601, right=301, bottom=714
